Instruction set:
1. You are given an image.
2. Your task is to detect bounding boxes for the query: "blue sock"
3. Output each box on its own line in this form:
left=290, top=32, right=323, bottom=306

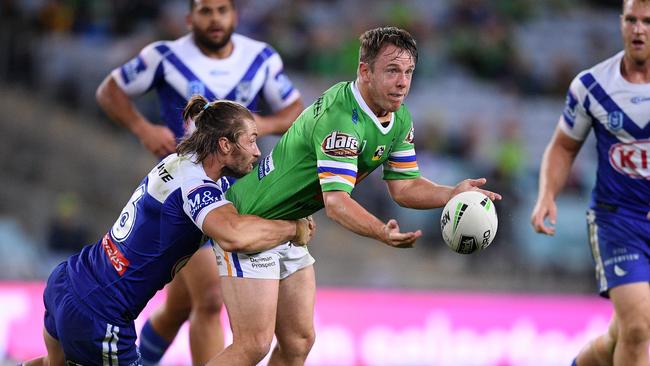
left=139, top=319, right=171, bottom=366
left=571, top=358, right=577, bottom=366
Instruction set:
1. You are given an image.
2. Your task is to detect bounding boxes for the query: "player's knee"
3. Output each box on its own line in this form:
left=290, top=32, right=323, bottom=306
left=240, top=335, right=274, bottom=362
left=280, top=329, right=316, bottom=358
left=192, top=287, right=223, bottom=316
left=618, top=317, right=650, bottom=346
left=156, top=303, right=191, bottom=325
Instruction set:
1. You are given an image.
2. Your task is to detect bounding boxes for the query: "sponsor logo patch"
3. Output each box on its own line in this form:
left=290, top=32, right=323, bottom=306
left=631, top=96, right=650, bottom=104
left=608, top=140, right=650, bottom=179
left=250, top=255, right=277, bottom=269
left=258, top=153, right=275, bottom=180
left=188, top=185, right=224, bottom=219
left=321, top=131, right=359, bottom=157
left=372, top=145, right=386, bottom=161
left=102, top=235, right=130, bottom=276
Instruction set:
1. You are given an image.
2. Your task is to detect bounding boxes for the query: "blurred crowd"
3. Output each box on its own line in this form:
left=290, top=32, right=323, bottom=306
left=0, top=0, right=625, bottom=291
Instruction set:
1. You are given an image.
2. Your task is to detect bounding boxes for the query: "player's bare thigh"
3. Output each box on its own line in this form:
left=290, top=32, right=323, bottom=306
left=182, top=245, right=222, bottom=308
left=220, top=276, right=280, bottom=339
left=609, top=282, right=650, bottom=324
left=274, top=265, right=316, bottom=347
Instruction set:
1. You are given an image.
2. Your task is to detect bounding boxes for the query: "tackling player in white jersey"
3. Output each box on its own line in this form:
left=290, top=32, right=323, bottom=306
left=532, top=1, right=650, bottom=365
left=95, top=0, right=303, bottom=364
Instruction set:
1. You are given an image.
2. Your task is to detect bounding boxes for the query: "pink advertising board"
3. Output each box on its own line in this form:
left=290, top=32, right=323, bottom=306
left=0, top=283, right=611, bottom=365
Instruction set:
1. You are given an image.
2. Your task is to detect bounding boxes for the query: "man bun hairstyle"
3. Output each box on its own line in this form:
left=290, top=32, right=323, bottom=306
left=178, top=95, right=253, bottom=163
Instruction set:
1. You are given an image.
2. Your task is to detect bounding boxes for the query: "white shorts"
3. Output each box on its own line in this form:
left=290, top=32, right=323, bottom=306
left=212, top=241, right=315, bottom=280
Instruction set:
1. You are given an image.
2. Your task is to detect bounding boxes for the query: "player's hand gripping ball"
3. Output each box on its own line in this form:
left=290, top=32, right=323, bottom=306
left=440, top=191, right=498, bottom=254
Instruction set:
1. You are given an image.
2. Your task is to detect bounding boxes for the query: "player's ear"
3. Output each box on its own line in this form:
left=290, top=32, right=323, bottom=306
left=358, top=62, right=370, bottom=82
left=186, top=12, right=193, bottom=31
left=218, top=137, right=233, bottom=154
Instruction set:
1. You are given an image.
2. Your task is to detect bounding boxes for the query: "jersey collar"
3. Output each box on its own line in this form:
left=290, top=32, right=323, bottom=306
left=350, top=82, right=394, bottom=135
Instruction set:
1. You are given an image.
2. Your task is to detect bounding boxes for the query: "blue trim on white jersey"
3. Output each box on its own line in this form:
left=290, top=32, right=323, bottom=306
left=156, top=82, right=188, bottom=139
left=155, top=44, right=218, bottom=101
left=563, top=91, right=578, bottom=128
left=224, top=46, right=275, bottom=104
left=580, top=72, right=650, bottom=139
left=147, top=62, right=165, bottom=94
left=280, top=85, right=295, bottom=100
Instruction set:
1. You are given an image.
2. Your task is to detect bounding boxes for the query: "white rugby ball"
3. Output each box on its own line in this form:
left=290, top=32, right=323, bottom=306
left=440, top=191, right=498, bottom=254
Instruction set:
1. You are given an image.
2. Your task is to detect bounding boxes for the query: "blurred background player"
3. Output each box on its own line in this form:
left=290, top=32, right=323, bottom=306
left=531, top=0, right=650, bottom=365
left=206, top=26, right=502, bottom=366
left=95, top=0, right=303, bottom=364
left=23, top=97, right=314, bottom=366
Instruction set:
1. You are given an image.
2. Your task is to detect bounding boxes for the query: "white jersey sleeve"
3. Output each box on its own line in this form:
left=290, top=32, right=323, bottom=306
left=111, top=41, right=166, bottom=97
left=182, top=177, right=232, bottom=231
left=560, top=71, right=593, bottom=141
left=262, top=50, right=300, bottom=111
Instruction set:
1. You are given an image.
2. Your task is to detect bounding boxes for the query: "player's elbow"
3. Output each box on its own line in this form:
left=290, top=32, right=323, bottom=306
left=213, top=224, right=255, bottom=252
left=95, top=76, right=117, bottom=108
left=95, top=79, right=110, bottom=108
left=324, top=204, right=337, bottom=221
left=388, top=188, right=409, bottom=207
left=323, top=194, right=345, bottom=222
left=215, top=236, right=249, bottom=252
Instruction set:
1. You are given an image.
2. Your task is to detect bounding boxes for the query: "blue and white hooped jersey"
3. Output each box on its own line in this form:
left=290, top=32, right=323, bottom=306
left=561, top=51, right=650, bottom=216
left=66, top=154, right=234, bottom=322
left=112, top=33, right=300, bottom=139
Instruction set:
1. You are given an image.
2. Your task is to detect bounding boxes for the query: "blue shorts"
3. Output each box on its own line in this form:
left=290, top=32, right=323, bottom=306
left=587, top=207, right=650, bottom=297
left=43, top=262, right=141, bottom=366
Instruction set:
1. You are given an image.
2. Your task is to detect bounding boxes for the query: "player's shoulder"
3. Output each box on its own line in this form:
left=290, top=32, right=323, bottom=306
left=152, top=154, right=210, bottom=192
left=232, top=33, right=277, bottom=56
left=308, top=82, right=353, bottom=121
left=322, top=81, right=353, bottom=106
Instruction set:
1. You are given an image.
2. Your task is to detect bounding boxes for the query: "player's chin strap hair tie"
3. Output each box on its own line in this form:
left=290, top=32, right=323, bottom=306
left=203, top=102, right=211, bottom=111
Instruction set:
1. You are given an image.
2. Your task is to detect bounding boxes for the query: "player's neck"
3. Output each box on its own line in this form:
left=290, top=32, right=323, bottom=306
left=621, top=54, right=650, bottom=83
left=202, top=156, right=225, bottom=181
left=356, top=79, right=389, bottom=118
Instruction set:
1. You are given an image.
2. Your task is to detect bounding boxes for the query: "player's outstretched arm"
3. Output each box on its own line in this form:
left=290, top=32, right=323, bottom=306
left=531, top=124, right=583, bottom=236
left=96, top=75, right=176, bottom=157
left=322, top=191, right=421, bottom=248
left=386, top=176, right=502, bottom=209
left=253, top=99, right=304, bottom=136
left=201, top=203, right=314, bottom=253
